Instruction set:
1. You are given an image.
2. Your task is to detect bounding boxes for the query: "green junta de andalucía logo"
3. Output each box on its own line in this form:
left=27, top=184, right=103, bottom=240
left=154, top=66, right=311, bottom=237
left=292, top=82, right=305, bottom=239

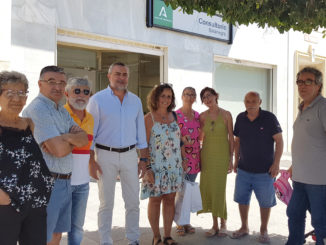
left=153, top=0, right=173, bottom=28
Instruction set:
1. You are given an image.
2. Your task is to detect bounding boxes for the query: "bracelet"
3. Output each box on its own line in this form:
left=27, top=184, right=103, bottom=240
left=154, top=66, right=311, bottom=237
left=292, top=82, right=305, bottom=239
left=140, top=157, right=148, bottom=163
left=146, top=164, right=152, bottom=170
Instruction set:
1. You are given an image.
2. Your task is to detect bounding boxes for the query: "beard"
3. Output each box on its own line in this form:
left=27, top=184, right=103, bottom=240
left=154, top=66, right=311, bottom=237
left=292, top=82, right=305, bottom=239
left=69, top=97, right=88, bottom=110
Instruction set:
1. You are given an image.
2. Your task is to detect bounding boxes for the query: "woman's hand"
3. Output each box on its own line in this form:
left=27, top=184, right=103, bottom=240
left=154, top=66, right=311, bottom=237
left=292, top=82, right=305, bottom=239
left=181, top=135, right=192, bottom=145
left=143, top=170, right=155, bottom=184
left=0, top=189, right=11, bottom=205
left=228, top=160, right=233, bottom=174
left=182, top=158, right=188, bottom=172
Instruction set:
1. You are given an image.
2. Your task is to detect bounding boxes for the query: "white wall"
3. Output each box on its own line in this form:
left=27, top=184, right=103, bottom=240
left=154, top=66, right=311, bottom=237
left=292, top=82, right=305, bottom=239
left=0, top=0, right=12, bottom=70
left=8, top=0, right=325, bottom=151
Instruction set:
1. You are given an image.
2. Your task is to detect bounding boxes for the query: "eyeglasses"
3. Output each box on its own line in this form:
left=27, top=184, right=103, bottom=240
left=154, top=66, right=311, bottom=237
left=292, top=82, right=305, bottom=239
left=40, top=79, right=66, bottom=87
left=1, top=89, right=29, bottom=98
left=296, top=79, right=316, bottom=86
left=184, top=93, right=196, bottom=98
left=73, top=88, right=90, bottom=96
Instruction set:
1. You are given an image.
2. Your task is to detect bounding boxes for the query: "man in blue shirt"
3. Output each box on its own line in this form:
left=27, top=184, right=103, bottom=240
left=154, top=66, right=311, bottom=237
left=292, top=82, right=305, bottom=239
left=231, top=91, right=283, bottom=243
left=23, top=66, right=88, bottom=245
left=87, top=62, right=148, bottom=245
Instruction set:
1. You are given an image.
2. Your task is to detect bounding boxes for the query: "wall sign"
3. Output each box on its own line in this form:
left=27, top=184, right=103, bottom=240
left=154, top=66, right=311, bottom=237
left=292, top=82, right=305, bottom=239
left=146, top=0, right=233, bottom=44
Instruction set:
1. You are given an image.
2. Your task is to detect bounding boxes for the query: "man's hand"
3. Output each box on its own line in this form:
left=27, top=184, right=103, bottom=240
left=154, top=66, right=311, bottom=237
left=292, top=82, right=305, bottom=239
left=143, top=170, right=155, bottom=184
left=89, top=157, right=102, bottom=180
left=0, top=189, right=11, bottom=205
left=69, top=125, right=83, bottom=134
left=288, top=166, right=292, bottom=179
left=269, top=162, right=280, bottom=178
left=138, top=160, right=147, bottom=178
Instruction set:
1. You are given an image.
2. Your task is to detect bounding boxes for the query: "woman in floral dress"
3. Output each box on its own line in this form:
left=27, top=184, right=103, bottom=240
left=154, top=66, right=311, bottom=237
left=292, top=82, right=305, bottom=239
left=0, top=71, right=54, bottom=245
left=141, top=84, right=186, bottom=245
left=175, top=87, right=201, bottom=236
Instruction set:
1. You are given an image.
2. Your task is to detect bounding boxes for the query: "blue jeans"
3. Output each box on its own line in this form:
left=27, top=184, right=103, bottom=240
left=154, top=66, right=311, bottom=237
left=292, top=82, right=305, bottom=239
left=47, top=179, right=72, bottom=242
left=68, top=183, right=90, bottom=245
left=286, top=181, right=326, bottom=245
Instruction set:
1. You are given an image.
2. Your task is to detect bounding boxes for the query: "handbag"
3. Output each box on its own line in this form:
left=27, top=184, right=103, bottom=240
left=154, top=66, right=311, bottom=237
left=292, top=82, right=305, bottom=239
left=273, top=169, right=293, bottom=205
left=174, top=180, right=202, bottom=225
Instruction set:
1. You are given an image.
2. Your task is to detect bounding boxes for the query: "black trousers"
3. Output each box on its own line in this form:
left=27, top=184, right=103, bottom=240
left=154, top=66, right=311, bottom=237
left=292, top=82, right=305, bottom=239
left=0, top=205, right=47, bottom=245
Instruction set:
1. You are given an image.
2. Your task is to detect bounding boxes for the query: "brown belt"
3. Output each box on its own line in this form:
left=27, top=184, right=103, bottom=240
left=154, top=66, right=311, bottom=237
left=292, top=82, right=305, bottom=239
left=51, top=172, right=72, bottom=180
left=95, top=143, right=136, bottom=153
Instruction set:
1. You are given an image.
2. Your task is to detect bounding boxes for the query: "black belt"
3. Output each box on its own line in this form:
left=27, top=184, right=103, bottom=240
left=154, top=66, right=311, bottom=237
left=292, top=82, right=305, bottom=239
left=51, top=172, right=72, bottom=180
left=95, top=143, right=136, bottom=153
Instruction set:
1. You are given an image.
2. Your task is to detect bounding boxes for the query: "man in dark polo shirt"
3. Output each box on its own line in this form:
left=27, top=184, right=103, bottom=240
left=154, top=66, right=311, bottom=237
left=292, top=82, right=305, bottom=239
left=231, top=91, right=283, bottom=243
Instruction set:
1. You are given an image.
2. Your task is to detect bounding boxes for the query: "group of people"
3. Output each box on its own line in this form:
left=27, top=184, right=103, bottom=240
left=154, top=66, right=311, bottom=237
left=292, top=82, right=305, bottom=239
left=0, top=62, right=325, bottom=245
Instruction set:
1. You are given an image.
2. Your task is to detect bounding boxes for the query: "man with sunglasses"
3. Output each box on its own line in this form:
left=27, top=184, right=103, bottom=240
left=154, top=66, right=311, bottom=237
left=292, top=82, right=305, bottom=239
left=286, top=67, right=326, bottom=245
left=23, top=66, right=89, bottom=245
left=87, top=62, right=147, bottom=245
left=64, top=77, right=94, bottom=245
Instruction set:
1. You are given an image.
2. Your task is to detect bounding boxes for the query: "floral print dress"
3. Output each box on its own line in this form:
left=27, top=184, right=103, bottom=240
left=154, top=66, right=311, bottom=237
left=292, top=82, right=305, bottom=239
left=140, top=113, right=183, bottom=199
left=0, top=125, right=54, bottom=213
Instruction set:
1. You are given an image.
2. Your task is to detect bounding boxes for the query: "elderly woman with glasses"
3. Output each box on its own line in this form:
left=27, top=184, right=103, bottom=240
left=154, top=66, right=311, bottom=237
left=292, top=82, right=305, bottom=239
left=174, top=87, right=201, bottom=236
left=141, top=84, right=187, bottom=245
left=0, top=71, right=54, bottom=245
left=198, top=87, right=234, bottom=238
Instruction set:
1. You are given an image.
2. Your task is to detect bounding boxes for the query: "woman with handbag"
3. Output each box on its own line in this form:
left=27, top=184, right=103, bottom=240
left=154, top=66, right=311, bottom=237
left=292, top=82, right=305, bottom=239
left=140, top=84, right=186, bottom=245
left=0, top=71, right=54, bottom=245
left=174, top=87, right=201, bottom=236
left=198, top=87, right=234, bottom=237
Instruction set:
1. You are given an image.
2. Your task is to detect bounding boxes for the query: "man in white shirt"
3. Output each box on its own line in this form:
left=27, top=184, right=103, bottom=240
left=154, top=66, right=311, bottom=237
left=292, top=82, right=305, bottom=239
left=87, top=62, right=148, bottom=245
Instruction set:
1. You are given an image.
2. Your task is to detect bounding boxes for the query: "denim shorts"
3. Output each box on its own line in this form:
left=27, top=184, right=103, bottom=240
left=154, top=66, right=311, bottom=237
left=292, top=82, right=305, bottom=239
left=46, top=179, right=72, bottom=242
left=234, top=168, right=276, bottom=208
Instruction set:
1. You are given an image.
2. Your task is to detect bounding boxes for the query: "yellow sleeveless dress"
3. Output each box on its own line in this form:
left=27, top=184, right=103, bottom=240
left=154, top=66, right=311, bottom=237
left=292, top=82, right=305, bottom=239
left=198, top=113, right=230, bottom=219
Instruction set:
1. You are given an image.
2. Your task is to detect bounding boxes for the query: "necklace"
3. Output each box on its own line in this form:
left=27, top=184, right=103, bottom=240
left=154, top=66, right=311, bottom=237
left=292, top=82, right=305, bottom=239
left=157, top=112, right=169, bottom=122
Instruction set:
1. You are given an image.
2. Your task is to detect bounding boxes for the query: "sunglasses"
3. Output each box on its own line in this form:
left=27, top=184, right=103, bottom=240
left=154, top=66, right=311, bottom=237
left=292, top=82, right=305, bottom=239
left=73, top=88, right=90, bottom=95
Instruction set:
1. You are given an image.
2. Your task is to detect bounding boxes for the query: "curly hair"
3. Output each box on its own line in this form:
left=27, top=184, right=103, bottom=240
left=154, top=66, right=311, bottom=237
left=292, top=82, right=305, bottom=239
left=147, top=83, right=176, bottom=112
left=0, top=71, right=29, bottom=93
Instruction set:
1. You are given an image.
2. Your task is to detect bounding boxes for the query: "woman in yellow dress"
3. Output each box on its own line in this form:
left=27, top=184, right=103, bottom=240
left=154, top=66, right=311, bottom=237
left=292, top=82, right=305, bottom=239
left=198, top=87, right=234, bottom=237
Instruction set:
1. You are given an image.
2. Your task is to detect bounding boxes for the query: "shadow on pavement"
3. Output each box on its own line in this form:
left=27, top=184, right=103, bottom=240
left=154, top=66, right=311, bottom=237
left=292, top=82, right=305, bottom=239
left=78, top=226, right=296, bottom=245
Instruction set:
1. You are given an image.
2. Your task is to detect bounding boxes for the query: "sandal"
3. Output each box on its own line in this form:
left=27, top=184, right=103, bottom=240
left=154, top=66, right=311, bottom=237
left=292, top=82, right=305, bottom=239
left=152, top=237, right=163, bottom=245
left=176, top=225, right=186, bottom=236
left=205, top=228, right=218, bottom=237
left=231, top=229, right=249, bottom=239
left=184, top=224, right=195, bottom=234
left=217, top=227, right=228, bottom=237
left=163, top=236, right=178, bottom=245
left=258, top=232, right=270, bottom=244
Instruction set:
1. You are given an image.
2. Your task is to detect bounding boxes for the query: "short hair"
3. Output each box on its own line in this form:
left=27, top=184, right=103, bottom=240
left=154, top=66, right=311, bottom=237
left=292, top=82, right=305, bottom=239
left=65, top=77, right=92, bottom=93
left=245, top=91, right=261, bottom=101
left=147, top=83, right=176, bottom=112
left=108, top=62, right=129, bottom=76
left=200, top=87, right=219, bottom=103
left=0, top=71, right=29, bottom=93
left=39, top=65, right=65, bottom=79
left=297, top=67, right=323, bottom=93
left=182, top=87, right=196, bottom=96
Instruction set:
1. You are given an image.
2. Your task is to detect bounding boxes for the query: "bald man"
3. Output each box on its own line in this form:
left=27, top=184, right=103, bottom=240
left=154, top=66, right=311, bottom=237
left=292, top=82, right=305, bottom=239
left=231, top=92, right=283, bottom=243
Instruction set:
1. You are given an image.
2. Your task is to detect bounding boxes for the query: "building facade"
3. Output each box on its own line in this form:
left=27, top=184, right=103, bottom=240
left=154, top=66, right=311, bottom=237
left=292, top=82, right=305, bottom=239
left=1, top=0, right=326, bottom=152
